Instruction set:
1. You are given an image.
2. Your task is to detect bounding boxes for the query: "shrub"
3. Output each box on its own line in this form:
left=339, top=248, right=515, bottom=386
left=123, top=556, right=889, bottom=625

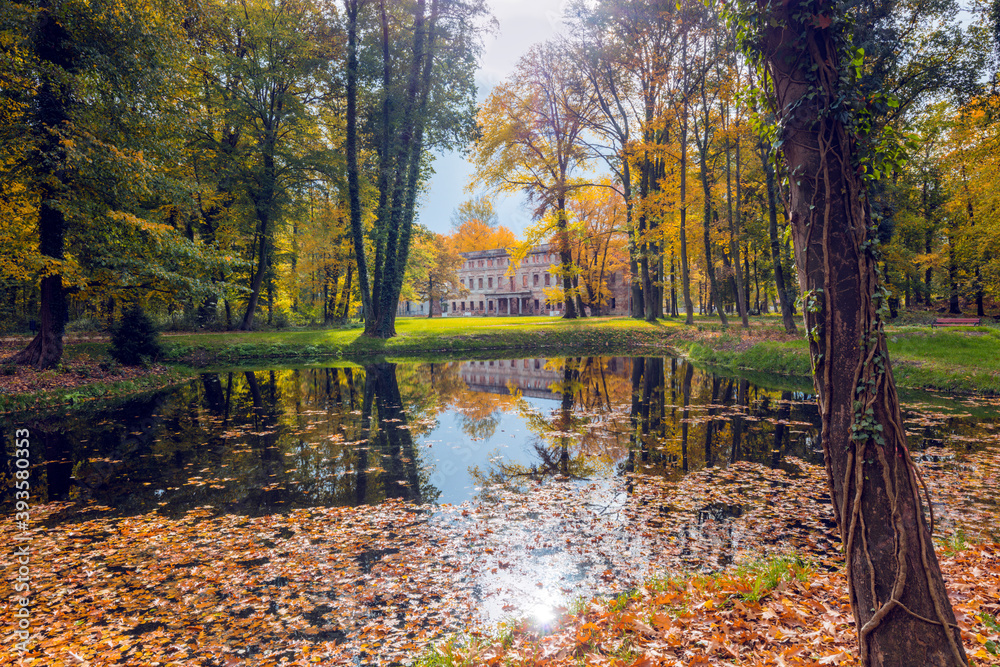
left=109, top=305, right=162, bottom=365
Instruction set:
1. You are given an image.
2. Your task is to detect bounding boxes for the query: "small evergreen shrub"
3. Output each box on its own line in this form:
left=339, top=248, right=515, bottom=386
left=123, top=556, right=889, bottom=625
left=110, top=305, right=162, bottom=365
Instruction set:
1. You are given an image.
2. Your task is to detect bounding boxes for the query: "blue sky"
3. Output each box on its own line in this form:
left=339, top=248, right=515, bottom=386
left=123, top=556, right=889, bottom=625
left=418, top=0, right=570, bottom=237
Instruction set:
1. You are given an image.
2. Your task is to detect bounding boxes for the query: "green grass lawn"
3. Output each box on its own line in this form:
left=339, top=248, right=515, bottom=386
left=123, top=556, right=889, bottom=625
left=157, top=315, right=682, bottom=364
left=10, top=313, right=997, bottom=398
left=676, top=318, right=1000, bottom=395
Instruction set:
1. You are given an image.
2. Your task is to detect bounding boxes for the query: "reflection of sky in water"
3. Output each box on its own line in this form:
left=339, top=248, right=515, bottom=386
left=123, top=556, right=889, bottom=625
left=421, top=396, right=556, bottom=504
left=434, top=478, right=645, bottom=626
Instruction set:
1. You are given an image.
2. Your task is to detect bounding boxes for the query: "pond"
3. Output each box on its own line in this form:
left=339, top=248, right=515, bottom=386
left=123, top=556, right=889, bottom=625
left=2, top=356, right=999, bottom=665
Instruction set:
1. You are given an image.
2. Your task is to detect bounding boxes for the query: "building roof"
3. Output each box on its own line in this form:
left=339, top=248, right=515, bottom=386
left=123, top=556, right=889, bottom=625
left=458, top=243, right=554, bottom=260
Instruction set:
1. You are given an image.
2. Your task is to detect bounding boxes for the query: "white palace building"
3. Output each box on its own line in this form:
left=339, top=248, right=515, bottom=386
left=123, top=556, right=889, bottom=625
left=449, top=243, right=630, bottom=317
left=396, top=243, right=631, bottom=317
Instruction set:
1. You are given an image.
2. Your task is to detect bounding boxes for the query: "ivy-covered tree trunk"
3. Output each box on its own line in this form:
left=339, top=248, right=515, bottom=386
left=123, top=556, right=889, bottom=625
left=365, top=0, right=442, bottom=337
left=344, top=0, right=372, bottom=325
left=556, top=199, right=579, bottom=319
left=752, top=1, right=967, bottom=664
left=11, top=1, right=74, bottom=369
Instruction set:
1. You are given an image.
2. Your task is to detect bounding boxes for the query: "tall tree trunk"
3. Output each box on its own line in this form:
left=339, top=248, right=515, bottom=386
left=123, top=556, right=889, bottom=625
left=367, top=0, right=394, bottom=335
left=670, top=252, right=678, bottom=317
left=697, top=123, right=727, bottom=327
left=679, top=33, right=695, bottom=325
left=757, top=4, right=967, bottom=664
left=344, top=0, right=372, bottom=325
left=369, top=0, right=441, bottom=337
left=558, top=198, right=579, bottom=319
left=638, top=146, right=655, bottom=320
left=947, top=232, right=961, bottom=315
left=241, top=148, right=276, bottom=331
left=338, top=262, right=354, bottom=322
left=425, top=276, right=434, bottom=318
left=762, top=144, right=797, bottom=334
left=624, top=162, right=644, bottom=318
left=960, top=167, right=986, bottom=318
left=11, top=1, right=74, bottom=369
left=726, top=112, right=750, bottom=328
left=921, top=179, right=933, bottom=306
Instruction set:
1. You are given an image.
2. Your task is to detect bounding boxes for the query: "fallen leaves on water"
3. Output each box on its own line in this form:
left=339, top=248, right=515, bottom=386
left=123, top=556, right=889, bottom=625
left=2, top=445, right=999, bottom=666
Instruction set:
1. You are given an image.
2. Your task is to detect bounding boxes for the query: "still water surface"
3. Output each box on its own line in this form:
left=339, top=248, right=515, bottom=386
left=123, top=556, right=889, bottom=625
left=6, top=357, right=833, bottom=515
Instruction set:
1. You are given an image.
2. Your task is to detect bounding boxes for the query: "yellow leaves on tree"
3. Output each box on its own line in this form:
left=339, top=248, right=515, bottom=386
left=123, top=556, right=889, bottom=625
left=448, top=220, right=517, bottom=253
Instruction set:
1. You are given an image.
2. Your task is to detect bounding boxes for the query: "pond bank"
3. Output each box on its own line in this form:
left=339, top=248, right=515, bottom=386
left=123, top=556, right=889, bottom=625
left=3, top=316, right=999, bottom=410
left=664, top=321, right=1000, bottom=396
left=0, top=338, right=189, bottom=414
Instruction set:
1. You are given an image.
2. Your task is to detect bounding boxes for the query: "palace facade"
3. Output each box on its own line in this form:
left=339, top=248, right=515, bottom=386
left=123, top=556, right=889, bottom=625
left=449, top=244, right=630, bottom=317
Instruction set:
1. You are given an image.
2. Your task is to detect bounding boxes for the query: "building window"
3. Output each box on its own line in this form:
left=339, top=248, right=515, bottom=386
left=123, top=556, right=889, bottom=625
left=488, top=259, right=493, bottom=267
left=522, top=274, right=527, bottom=287
left=545, top=274, right=550, bottom=286
left=611, top=297, right=616, bottom=309
left=534, top=299, right=539, bottom=310
left=460, top=278, right=465, bottom=287
left=452, top=301, right=456, bottom=312
left=461, top=301, right=466, bottom=311
left=533, top=274, right=539, bottom=286
left=479, top=260, right=484, bottom=267
left=479, top=300, right=484, bottom=311
left=609, top=272, right=616, bottom=287
left=488, top=277, right=493, bottom=288
left=489, top=300, right=494, bottom=311
left=509, top=277, right=514, bottom=290
left=478, top=277, right=483, bottom=289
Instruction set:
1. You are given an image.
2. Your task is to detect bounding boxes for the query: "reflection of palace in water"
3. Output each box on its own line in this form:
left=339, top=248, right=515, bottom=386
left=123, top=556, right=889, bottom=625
left=460, top=359, right=566, bottom=399
left=460, top=358, right=627, bottom=400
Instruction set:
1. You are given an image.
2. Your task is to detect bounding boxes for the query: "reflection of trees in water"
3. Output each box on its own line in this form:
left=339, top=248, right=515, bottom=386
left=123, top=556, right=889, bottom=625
left=621, top=358, right=821, bottom=482
left=4, top=357, right=825, bottom=516
left=360, top=363, right=437, bottom=504
left=468, top=355, right=820, bottom=495
left=6, top=365, right=440, bottom=516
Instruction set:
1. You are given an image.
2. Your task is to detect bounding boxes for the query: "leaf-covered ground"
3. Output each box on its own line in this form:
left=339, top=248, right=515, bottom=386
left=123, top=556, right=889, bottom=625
left=443, top=543, right=1000, bottom=667
left=0, top=339, right=181, bottom=414
left=3, top=442, right=999, bottom=666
